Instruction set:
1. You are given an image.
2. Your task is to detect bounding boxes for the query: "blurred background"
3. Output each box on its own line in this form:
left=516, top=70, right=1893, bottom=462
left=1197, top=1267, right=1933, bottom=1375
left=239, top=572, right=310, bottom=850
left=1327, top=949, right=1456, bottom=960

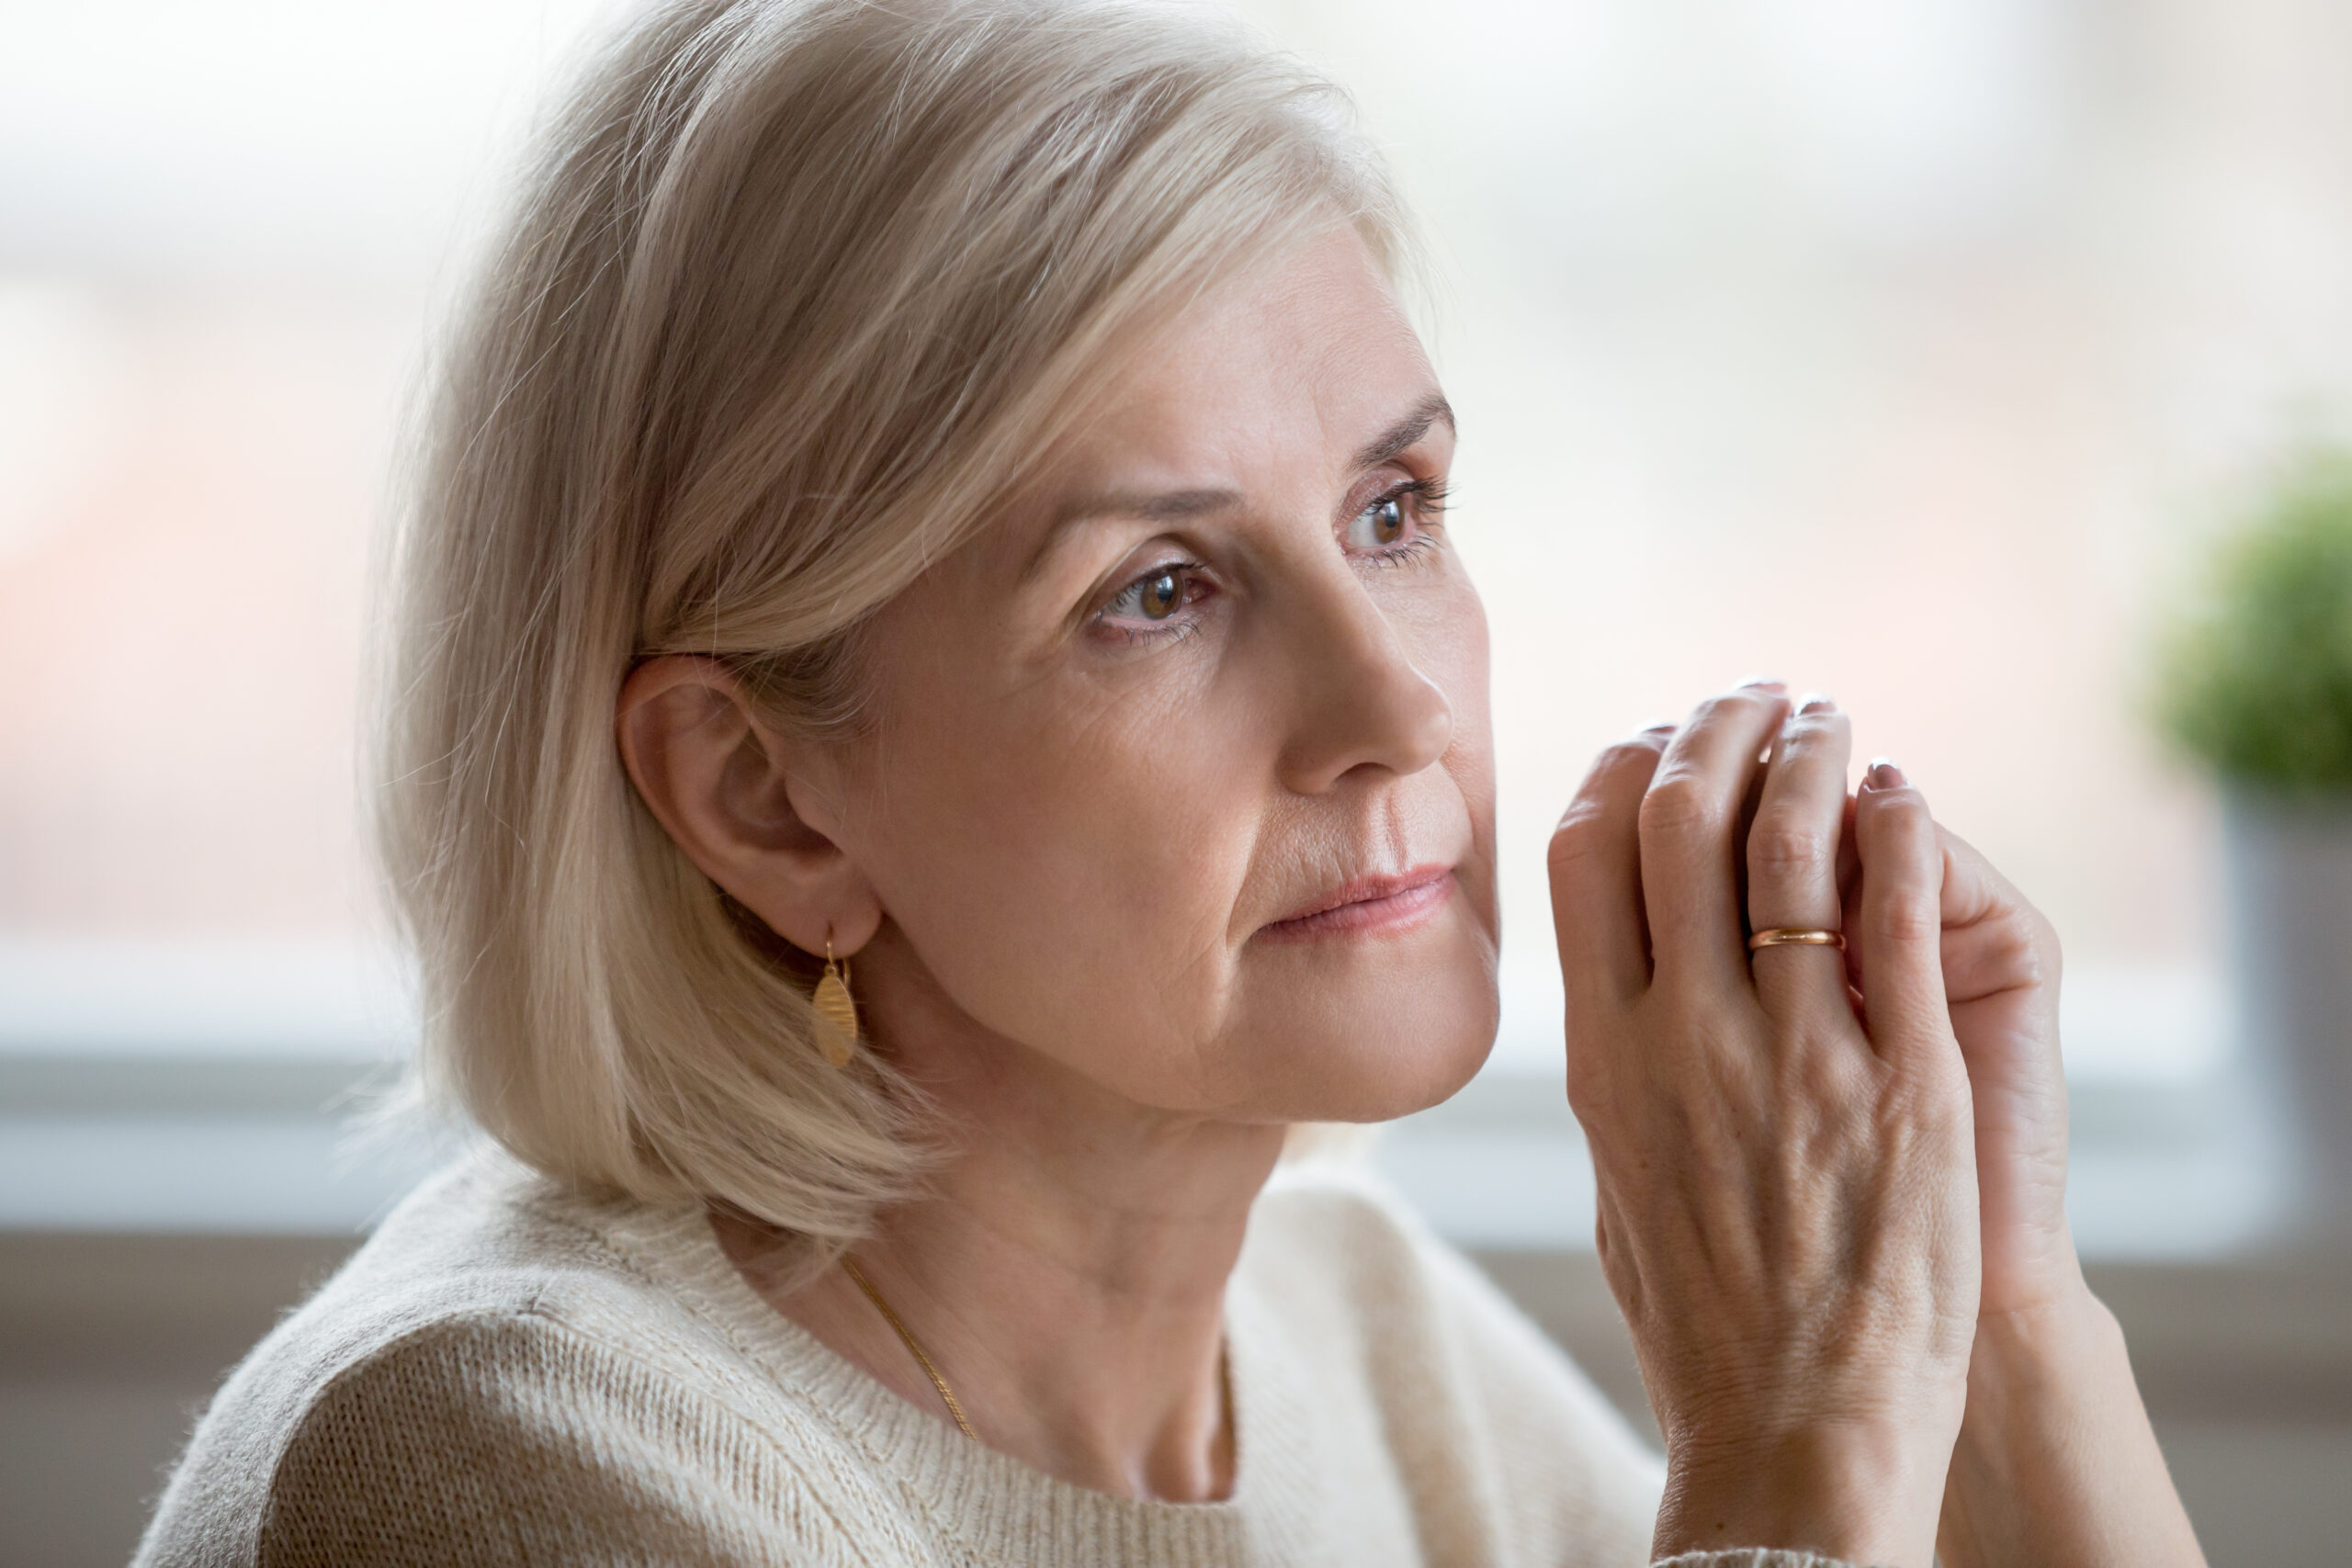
left=3, top=0, right=2349, bottom=1562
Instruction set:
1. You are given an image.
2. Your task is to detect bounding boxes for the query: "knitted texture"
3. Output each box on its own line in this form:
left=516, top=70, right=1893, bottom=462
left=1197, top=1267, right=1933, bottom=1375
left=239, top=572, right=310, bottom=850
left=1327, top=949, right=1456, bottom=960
left=134, top=1152, right=1849, bottom=1568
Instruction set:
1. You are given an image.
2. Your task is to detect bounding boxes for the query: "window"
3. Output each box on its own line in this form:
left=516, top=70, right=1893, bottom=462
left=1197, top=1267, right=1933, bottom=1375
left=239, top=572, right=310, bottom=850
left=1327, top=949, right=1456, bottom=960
left=6, top=0, right=2333, bottom=1248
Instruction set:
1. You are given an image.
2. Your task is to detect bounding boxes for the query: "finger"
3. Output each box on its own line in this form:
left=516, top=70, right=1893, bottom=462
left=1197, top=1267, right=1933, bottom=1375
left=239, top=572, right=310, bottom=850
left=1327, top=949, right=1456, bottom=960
left=1936, top=825, right=2065, bottom=1113
left=1935, top=827, right=2059, bottom=1003
left=1836, top=792, right=1862, bottom=991
left=1550, top=724, right=1671, bottom=1010
left=1850, top=759, right=1956, bottom=1072
left=1744, top=694, right=1854, bottom=1022
left=1844, top=817, right=1996, bottom=987
left=1636, top=681, right=1791, bottom=991
left=1729, top=742, right=1770, bottom=932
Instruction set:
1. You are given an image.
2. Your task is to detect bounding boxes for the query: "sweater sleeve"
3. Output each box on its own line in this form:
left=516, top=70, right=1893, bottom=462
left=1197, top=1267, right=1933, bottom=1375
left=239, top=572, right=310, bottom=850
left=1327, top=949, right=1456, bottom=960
left=245, top=1312, right=863, bottom=1568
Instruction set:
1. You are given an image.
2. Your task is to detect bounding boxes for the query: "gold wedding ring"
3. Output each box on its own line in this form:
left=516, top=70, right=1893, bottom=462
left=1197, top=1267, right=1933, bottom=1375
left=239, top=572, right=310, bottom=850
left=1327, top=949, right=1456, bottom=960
left=1747, top=927, right=1846, bottom=952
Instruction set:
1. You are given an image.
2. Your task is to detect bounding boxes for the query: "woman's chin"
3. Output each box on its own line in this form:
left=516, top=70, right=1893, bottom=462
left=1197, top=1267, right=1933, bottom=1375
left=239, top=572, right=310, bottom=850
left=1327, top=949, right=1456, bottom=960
left=1300, top=1039, right=1493, bottom=1125
left=1228, top=916, right=1500, bottom=1122
left=1241, top=978, right=1501, bottom=1124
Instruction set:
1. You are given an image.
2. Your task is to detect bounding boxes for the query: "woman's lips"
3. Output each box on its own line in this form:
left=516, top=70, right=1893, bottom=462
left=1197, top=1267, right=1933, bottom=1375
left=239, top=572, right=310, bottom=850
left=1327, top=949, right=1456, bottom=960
left=1257, top=864, right=1455, bottom=942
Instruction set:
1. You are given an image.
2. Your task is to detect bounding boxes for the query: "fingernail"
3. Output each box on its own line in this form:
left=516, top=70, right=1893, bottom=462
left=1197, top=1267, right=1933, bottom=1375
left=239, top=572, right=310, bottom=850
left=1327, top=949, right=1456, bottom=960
left=1864, top=756, right=1906, bottom=789
left=1628, top=716, right=1677, bottom=738
left=1797, top=691, right=1837, bottom=715
left=1733, top=673, right=1787, bottom=693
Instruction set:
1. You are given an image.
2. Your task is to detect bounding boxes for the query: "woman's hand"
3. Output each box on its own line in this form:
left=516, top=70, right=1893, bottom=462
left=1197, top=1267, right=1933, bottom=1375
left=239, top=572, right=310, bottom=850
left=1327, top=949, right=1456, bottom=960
left=1857, top=814, right=2209, bottom=1568
left=1548, top=682, right=1978, bottom=1568
left=1848, top=823, right=2075, bottom=1319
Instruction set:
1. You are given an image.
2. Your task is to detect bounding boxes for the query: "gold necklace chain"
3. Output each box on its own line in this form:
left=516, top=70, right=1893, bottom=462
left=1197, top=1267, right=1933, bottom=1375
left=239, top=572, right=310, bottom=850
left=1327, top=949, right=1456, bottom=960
left=840, top=1255, right=978, bottom=1441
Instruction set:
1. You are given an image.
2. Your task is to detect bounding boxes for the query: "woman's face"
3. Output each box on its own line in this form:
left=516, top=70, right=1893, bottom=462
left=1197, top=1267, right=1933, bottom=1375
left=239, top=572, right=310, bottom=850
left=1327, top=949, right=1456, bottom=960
left=835, top=227, right=1497, bottom=1124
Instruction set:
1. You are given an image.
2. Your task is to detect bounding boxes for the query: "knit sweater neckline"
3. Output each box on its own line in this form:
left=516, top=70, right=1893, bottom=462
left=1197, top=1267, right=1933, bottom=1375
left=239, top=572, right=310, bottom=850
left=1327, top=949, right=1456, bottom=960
left=587, top=1183, right=1329, bottom=1567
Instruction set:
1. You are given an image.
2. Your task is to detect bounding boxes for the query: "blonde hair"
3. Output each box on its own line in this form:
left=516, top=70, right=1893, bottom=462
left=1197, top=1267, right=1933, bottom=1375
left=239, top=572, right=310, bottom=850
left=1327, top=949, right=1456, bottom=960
left=375, top=0, right=1408, bottom=1274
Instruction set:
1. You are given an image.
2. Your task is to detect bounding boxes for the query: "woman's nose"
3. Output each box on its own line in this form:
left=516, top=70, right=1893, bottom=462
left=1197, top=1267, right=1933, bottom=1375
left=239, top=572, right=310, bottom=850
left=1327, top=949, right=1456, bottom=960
left=1273, top=574, right=1454, bottom=795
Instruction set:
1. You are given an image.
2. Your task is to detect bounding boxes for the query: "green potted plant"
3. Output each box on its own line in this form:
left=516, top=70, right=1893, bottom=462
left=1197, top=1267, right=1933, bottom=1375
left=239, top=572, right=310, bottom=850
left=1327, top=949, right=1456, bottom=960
left=2159, top=445, right=2352, bottom=1240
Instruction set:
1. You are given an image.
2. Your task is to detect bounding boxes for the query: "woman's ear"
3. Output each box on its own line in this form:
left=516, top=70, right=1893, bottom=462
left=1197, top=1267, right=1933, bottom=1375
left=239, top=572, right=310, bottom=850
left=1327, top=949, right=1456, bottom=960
left=616, top=656, right=881, bottom=955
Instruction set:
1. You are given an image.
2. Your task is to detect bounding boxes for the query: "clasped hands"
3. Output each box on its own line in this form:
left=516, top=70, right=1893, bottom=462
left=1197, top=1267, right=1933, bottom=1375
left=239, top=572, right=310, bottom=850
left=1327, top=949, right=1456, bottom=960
left=1550, top=679, right=2202, bottom=1568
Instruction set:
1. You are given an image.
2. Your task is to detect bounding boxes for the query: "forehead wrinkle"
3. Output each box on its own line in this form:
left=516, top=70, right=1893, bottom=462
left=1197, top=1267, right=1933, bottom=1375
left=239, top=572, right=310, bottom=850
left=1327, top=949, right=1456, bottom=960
left=1012, top=487, right=1242, bottom=592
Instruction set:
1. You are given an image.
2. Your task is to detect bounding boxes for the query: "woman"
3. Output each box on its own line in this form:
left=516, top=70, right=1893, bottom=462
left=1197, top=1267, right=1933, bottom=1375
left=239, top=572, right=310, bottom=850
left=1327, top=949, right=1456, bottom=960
left=138, top=1, right=2206, bottom=1564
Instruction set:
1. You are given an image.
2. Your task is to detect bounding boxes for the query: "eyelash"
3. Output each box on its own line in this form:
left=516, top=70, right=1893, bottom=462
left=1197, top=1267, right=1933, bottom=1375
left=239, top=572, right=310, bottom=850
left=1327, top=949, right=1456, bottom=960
left=1363, top=477, right=1451, bottom=568
left=1091, top=477, right=1451, bottom=644
left=1095, top=587, right=1208, bottom=646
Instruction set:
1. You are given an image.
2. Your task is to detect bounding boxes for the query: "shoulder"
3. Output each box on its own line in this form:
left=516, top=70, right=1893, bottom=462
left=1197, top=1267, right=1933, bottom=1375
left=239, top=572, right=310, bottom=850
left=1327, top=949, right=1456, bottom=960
left=1240, top=1162, right=1665, bottom=1565
left=246, top=1310, right=854, bottom=1567
left=132, top=1152, right=860, bottom=1568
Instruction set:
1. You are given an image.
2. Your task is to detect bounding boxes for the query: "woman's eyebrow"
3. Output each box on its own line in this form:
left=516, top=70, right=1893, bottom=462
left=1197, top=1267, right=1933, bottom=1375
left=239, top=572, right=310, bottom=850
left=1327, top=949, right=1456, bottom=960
left=1019, top=488, right=1241, bottom=587
left=1353, top=392, right=1455, bottom=472
left=1019, top=392, right=1455, bottom=587
left=1072, top=487, right=1243, bottom=525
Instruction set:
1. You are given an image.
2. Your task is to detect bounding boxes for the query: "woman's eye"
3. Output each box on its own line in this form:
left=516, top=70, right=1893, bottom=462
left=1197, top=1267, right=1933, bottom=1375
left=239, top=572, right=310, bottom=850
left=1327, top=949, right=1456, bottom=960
left=1346, top=488, right=1422, bottom=553
left=1100, top=559, right=1208, bottom=630
left=1136, top=568, right=1183, bottom=619
left=1343, top=478, right=1448, bottom=558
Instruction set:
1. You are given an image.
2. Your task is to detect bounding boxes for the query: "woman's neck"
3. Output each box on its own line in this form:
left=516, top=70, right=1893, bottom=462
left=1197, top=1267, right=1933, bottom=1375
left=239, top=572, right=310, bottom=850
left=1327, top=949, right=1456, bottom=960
left=717, top=993, right=1285, bottom=1502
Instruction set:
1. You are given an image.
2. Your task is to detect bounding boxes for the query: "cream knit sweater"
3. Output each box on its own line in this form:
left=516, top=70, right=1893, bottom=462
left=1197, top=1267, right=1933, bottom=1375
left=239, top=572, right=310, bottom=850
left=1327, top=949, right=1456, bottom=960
left=135, top=1152, right=1857, bottom=1568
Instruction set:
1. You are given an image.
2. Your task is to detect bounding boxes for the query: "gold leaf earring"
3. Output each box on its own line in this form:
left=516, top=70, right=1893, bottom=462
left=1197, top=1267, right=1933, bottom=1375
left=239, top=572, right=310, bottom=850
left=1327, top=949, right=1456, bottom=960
left=812, top=931, right=858, bottom=1068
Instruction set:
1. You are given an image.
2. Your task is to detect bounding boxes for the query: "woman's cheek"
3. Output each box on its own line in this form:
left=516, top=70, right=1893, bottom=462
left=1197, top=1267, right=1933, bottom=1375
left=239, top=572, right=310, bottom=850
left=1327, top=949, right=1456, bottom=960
left=882, top=716, right=1265, bottom=1103
left=1046, top=669, right=1295, bottom=1101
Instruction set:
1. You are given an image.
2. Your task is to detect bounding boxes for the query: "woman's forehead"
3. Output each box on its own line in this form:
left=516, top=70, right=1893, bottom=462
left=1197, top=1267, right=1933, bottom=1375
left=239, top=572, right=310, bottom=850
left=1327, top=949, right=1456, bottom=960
left=1053, top=239, right=1440, bottom=484
left=941, top=231, right=1450, bottom=600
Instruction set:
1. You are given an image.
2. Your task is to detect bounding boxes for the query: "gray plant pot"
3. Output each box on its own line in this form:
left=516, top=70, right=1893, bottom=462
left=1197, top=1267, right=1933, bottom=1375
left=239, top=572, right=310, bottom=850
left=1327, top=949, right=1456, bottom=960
left=2222, top=786, right=2352, bottom=1239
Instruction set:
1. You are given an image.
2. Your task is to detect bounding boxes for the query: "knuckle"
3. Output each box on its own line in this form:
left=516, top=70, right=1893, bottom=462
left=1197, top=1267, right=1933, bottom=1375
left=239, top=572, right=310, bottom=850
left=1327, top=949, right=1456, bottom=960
left=1562, top=1032, right=1613, bottom=1113
left=1975, top=919, right=2038, bottom=976
left=1595, top=736, right=1668, bottom=778
left=1546, top=808, right=1609, bottom=871
left=1870, top=895, right=1940, bottom=946
left=1774, top=718, right=1826, bottom=757
left=1655, top=987, right=1746, bottom=1051
left=1984, top=914, right=2063, bottom=993
left=1638, top=773, right=1721, bottom=840
left=1700, top=690, right=1768, bottom=722
left=2033, top=909, right=2064, bottom=969
left=1746, top=816, right=1829, bottom=879
left=1614, top=729, right=1673, bottom=758
left=1562, top=1058, right=1600, bottom=1117
left=1892, top=1067, right=1972, bottom=1134
left=1795, top=1043, right=1869, bottom=1110
left=1860, top=782, right=1928, bottom=822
